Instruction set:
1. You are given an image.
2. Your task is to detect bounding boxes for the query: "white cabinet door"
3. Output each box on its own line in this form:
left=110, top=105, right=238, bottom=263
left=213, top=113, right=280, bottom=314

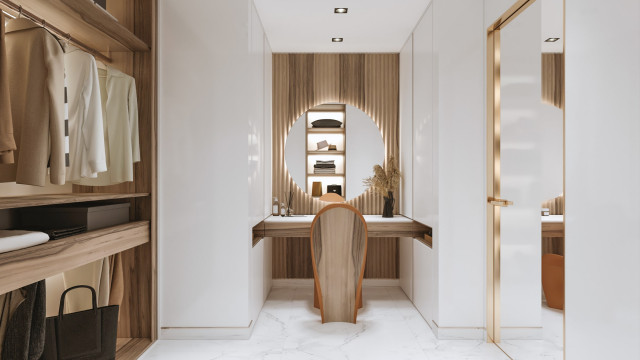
left=399, top=237, right=413, bottom=300
left=413, top=238, right=434, bottom=325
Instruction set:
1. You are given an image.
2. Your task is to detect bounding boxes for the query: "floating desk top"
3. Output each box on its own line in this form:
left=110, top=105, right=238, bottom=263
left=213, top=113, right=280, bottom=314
left=252, top=215, right=432, bottom=247
left=542, top=215, right=564, bottom=237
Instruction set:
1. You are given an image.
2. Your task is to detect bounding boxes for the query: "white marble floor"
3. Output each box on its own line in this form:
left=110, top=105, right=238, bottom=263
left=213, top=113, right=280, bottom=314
left=498, top=304, right=564, bottom=360
left=141, top=286, right=510, bottom=360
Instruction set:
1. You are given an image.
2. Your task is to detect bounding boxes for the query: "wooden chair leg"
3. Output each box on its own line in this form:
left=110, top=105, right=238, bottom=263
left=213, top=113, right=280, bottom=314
left=314, top=281, right=362, bottom=309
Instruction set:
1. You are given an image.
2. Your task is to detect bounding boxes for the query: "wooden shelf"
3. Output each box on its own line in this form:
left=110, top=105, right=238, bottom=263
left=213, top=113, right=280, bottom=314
left=0, top=192, right=149, bottom=210
left=0, top=221, right=149, bottom=294
left=1, top=0, right=149, bottom=52
left=116, top=338, right=153, bottom=360
left=307, top=128, right=345, bottom=133
left=307, top=151, right=345, bottom=155
left=307, top=173, right=345, bottom=177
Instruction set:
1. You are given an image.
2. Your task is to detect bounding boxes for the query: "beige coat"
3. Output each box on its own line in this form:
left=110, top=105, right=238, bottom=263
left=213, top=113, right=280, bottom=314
left=0, top=13, right=16, bottom=164
left=0, top=19, right=66, bottom=186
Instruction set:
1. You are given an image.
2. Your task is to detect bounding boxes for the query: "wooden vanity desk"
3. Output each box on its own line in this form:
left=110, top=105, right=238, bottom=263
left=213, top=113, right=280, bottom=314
left=542, top=215, right=564, bottom=255
left=252, top=215, right=432, bottom=247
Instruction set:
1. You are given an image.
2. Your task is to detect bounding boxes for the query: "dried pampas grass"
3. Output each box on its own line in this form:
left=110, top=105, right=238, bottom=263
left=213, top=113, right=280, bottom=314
left=363, top=157, right=401, bottom=198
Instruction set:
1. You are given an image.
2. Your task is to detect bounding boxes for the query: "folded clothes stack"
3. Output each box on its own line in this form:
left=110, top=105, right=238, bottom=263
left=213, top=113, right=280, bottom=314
left=42, top=226, right=87, bottom=240
left=0, top=230, right=50, bottom=254
left=314, top=160, right=336, bottom=174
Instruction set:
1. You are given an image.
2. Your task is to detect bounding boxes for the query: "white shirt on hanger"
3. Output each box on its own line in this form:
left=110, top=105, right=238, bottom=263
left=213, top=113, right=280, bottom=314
left=64, top=45, right=107, bottom=181
left=75, top=65, right=140, bottom=186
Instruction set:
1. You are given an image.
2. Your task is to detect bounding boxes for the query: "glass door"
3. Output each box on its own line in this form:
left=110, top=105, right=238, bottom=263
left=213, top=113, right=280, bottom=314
left=487, top=1, right=564, bottom=358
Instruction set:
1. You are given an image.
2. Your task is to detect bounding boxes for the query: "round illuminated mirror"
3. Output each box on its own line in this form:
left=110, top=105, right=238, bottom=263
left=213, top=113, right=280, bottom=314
left=284, top=103, right=384, bottom=201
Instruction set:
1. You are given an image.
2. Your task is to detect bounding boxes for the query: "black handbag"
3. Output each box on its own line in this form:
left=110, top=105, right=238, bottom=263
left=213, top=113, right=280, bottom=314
left=41, top=285, right=119, bottom=360
left=327, top=184, right=342, bottom=196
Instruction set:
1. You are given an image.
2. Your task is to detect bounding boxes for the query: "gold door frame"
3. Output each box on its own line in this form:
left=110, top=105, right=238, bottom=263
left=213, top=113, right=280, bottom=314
left=486, top=0, right=557, bottom=344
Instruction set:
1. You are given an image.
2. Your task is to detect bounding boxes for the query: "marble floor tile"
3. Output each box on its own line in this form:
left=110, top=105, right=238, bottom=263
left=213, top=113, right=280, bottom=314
left=498, top=305, right=564, bottom=360
left=141, top=286, right=515, bottom=360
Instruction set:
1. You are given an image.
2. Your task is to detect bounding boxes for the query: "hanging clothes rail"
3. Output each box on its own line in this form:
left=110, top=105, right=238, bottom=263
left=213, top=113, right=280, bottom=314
left=0, top=0, right=112, bottom=63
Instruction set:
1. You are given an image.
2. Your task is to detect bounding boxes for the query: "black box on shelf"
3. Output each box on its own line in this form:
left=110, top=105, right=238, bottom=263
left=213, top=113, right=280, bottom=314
left=19, top=203, right=130, bottom=231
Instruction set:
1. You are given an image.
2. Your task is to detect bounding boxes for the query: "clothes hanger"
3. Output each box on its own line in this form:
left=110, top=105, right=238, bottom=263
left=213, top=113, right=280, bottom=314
left=96, top=60, right=108, bottom=71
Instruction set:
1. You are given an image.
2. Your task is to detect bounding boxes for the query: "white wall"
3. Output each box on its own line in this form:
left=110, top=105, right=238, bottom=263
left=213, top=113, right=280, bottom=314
left=565, top=1, right=640, bottom=359
left=399, top=36, right=413, bottom=219
left=158, top=0, right=272, bottom=339
left=400, top=0, right=485, bottom=338
left=399, top=35, right=414, bottom=299
left=249, top=1, right=273, bottom=323
left=411, top=3, right=437, bottom=331
left=432, top=0, right=486, bottom=333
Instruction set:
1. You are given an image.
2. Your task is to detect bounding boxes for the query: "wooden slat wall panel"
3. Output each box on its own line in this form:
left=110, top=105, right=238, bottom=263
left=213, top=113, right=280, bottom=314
left=364, top=238, right=398, bottom=279
left=313, top=54, right=339, bottom=104
left=541, top=194, right=564, bottom=215
left=272, top=237, right=397, bottom=279
left=542, top=53, right=564, bottom=109
left=272, top=53, right=399, bottom=278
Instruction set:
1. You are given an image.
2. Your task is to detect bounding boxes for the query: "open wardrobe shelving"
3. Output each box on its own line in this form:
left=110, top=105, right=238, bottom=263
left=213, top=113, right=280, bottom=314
left=305, top=104, right=347, bottom=198
left=0, top=0, right=157, bottom=359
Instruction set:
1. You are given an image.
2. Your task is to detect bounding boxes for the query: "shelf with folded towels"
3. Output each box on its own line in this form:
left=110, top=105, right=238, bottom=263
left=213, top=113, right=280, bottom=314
left=0, top=221, right=149, bottom=295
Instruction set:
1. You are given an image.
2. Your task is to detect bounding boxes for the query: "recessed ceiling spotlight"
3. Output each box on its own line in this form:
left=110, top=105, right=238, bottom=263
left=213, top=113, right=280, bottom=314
left=545, top=37, right=560, bottom=42
left=332, top=37, right=344, bottom=42
left=334, top=8, right=348, bottom=14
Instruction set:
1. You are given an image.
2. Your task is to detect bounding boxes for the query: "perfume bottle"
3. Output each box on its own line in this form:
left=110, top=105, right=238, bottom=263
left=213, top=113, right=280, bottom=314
left=280, top=202, right=286, bottom=216
left=272, top=197, right=279, bottom=216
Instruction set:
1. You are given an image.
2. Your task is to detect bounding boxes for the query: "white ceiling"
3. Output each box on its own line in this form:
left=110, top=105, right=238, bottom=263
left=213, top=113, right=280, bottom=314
left=253, top=0, right=431, bottom=53
left=541, top=0, right=563, bottom=53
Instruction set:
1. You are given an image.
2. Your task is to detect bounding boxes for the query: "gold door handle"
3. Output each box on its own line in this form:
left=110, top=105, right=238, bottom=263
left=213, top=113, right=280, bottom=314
left=488, top=197, right=513, bottom=207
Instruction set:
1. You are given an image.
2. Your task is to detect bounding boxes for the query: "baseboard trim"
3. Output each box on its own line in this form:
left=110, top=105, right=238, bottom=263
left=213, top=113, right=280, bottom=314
left=431, top=321, right=486, bottom=340
left=160, top=320, right=254, bottom=340
left=272, top=278, right=400, bottom=288
left=500, top=326, right=543, bottom=340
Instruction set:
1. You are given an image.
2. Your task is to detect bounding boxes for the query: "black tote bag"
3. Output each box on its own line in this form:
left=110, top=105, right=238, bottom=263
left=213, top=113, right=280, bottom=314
left=41, top=285, right=119, bottom=360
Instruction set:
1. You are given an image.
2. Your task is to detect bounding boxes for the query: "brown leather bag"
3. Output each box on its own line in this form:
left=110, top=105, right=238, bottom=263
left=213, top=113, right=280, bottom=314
left=41, top=285, right=119, bottom=360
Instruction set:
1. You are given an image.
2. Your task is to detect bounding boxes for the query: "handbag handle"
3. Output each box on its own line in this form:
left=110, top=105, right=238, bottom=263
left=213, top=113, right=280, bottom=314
left=58, top=285, right=98, bottom=318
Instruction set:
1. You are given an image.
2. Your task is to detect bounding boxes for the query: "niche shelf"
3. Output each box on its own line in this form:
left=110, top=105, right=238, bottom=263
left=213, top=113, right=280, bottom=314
left=306, top=104, right=347, bottom=198
left=306, top=150, right=345, bottom=155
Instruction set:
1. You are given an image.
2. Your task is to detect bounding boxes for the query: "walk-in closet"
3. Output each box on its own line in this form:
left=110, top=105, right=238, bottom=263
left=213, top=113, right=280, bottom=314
left=0, top=0, right=156, bottom=358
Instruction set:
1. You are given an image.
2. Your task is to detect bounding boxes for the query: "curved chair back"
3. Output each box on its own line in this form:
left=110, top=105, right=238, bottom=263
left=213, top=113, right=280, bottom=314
left=310, top=203, right=367, bottom=323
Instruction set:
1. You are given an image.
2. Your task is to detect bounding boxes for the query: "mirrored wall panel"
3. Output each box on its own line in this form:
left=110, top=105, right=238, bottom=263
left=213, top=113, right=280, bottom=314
left=284, top=104, right=384, bottom=201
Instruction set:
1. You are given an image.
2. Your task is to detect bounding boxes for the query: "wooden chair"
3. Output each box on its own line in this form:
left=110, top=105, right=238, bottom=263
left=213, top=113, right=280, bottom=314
left=318, top=193, right=345, bottom=202
left=310, top=203, right=367, bottom=323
